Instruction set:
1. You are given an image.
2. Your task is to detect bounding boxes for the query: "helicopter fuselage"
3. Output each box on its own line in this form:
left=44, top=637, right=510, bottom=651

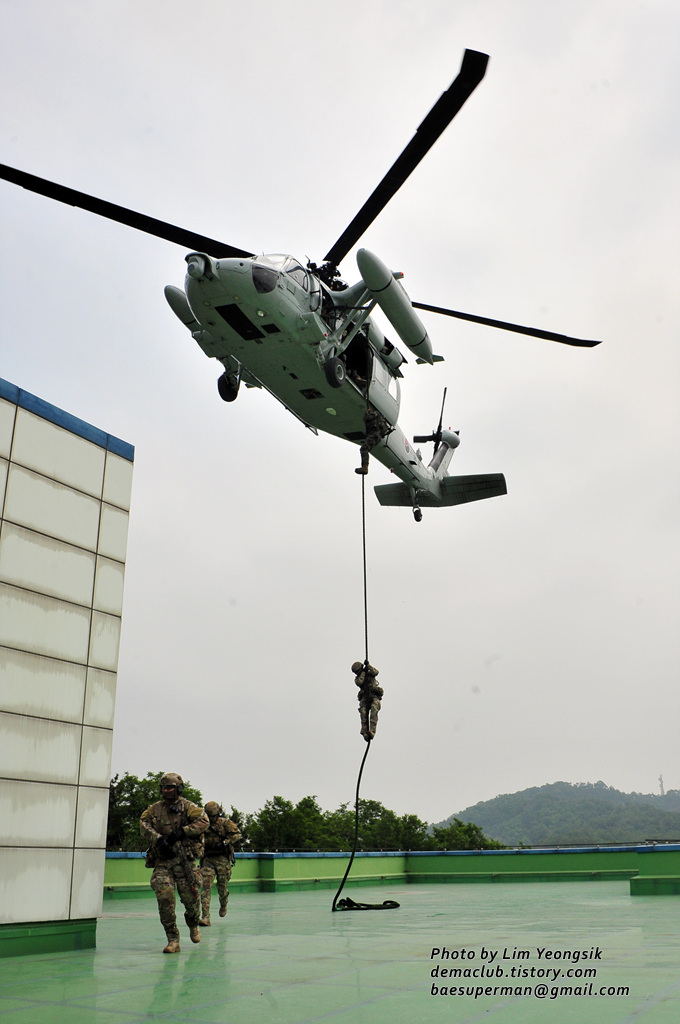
left=166, top=250, right=442, bottom=494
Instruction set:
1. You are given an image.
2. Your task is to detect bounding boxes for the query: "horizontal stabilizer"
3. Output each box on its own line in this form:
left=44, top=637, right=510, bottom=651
left=374, top=473, right=507, bottom=508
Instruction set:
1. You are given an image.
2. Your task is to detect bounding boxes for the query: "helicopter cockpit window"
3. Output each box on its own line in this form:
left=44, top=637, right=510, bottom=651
left=285, top=262, right=308, bottom=290
left=252, top=263, right=279, bottom=293
left=258, top=254, right=288, bottom=269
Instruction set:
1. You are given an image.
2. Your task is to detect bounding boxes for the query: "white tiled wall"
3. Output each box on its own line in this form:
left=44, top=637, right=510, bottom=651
left=0, top=848, right=74, bottom=922
left=11, top=409, right=106, bottom=496
left=0, top=388, right=133, bottom=926
left=0, top=779, right=78, bottom=846
left=0, top=648, right=87, bottom=722
left=83, top=667, right=117, bottom=728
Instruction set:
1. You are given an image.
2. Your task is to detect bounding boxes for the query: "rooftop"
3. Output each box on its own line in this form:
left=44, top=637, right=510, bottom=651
left=1, top=881, right=679, bottom=1022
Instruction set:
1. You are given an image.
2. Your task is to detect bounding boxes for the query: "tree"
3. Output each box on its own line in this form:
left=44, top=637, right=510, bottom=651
left=239, top=795, right=491, bottom=852
left=320, top=803, right=356, bottom=851
left=398, top=813, right=431, bottom=850
left=243, top=795, right=335, bottom=851
left=107, top=771, right=203, bottom=851
left=429, top=817, right=505, bottom=851
left=357, top=799, right=401, bottom=850
left=243, top=796, right=303, bottom=851
left=244, top=796, right=419, bottom=852
left=107, top=780, right=502, bottom=853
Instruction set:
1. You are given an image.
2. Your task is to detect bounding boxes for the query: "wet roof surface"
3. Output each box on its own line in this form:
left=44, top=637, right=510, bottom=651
left=1, top=882, right=679, bottom=1023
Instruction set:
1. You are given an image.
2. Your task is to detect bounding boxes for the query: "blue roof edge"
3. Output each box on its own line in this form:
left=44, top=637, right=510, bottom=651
left=105, top=843, right=680, bottom=860
left=0, top=377, right=134, bottom=461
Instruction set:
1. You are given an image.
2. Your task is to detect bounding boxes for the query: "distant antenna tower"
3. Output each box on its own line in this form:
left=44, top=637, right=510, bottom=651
left=659, top=774, right=665, bottom=796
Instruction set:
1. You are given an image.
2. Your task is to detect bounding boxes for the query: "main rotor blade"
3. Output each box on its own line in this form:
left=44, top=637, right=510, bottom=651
left=0, top=163, right=255, bottom=259
left=412, top=301, right=602, bottom=347
left=323, top=49, right=489, bottom=267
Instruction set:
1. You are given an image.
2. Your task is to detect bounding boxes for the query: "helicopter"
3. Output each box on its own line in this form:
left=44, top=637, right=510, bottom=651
left=0, top=49, right=600, bottom=522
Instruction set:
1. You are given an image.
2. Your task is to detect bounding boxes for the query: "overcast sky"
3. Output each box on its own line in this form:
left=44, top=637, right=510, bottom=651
left=1, top=1, right=678, bottom=826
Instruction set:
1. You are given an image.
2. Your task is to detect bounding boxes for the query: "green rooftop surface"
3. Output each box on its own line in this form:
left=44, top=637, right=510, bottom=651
left=0, top=882, right=678, bottom=1023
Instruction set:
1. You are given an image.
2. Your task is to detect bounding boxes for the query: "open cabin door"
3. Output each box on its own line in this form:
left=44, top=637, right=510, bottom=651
left=368, top=355, right=400, bottom=426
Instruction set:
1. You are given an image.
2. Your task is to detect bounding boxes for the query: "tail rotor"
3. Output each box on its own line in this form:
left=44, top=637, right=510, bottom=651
left=413, top=387, right=451, bottom=453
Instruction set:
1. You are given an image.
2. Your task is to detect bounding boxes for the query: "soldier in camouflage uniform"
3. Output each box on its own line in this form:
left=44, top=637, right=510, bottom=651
left=352, top=661, right=384, bottom=740
left=140, top=772, right=209, bottom=954
left=199, top=802, right=242, bottom=925
left=355, top=406, right=392, bottom=475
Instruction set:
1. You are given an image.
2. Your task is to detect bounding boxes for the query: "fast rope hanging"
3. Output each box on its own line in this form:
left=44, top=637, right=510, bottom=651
left=331, top=473, right=400, bottom=913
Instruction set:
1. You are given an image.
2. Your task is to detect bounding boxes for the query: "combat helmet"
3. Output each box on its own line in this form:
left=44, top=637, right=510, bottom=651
left=204, top=801, right=221, bottom=817
left=160, top=772, right=184, bottom=795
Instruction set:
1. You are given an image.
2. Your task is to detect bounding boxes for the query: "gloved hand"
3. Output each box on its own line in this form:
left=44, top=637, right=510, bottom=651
left=156, top=836, right=175, bottom=860
left=168, top=827, right=185, bottom=843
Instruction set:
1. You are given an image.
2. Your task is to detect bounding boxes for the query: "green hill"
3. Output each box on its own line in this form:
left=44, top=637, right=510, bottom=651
left=441, top=782, right=680, bottom=846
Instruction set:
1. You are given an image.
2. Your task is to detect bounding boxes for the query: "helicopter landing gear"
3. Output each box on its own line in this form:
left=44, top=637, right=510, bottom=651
left=324, top=356, right=346, bottom=389
left=217, top=371, right=239, bottom=402
left=413, top=507, right=422, bottom=523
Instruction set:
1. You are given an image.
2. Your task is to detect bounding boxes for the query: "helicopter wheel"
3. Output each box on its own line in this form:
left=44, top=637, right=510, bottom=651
left=413, top=508, right=423, bottom=523
left=217, top=372, right=239, bottom=402
left=324, top=356, right=346, bottom=389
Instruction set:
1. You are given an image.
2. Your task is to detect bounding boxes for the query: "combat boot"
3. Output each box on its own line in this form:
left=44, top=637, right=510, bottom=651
left=199, top=913, right=211, bottom=927
left=189, top=924, right=201, bottom=943
left=219, top=902, right=228, bottom=918
left=355, top=448, right=369, bottom=475
left=163, top=929, right=181, bottom=954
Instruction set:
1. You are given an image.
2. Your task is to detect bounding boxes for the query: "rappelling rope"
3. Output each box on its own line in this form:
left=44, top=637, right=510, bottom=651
left=361, top=472, right=369, bottom=665
left=331, top=474, right=399, bottom=912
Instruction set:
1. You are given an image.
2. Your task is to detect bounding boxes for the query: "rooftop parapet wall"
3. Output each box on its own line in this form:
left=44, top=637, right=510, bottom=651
left=104, top=851, right=407, bottom=897
left=103, top=845, right=680, bottom=898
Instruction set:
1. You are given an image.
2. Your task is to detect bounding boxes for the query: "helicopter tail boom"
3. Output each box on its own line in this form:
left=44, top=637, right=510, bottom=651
left=374, top=473, right=507, bottom=509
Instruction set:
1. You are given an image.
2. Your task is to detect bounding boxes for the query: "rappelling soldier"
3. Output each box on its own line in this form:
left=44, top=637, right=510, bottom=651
left=140, top=772, right=209, bottom=954
left=355, top=406, right=391, bottom=475
left=352, top=660, right=384, bottom=740
left=199, top=802, right=242, bottom=925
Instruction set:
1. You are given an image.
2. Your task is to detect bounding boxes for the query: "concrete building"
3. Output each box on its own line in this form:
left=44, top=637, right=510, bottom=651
left=0, top=377, right=133, bottom=955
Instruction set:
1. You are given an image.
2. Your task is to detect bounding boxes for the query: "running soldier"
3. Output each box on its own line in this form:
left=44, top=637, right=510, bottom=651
left=200, top=802, right=242, bottom=925
left=140, top=772, right=209, bottom=954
